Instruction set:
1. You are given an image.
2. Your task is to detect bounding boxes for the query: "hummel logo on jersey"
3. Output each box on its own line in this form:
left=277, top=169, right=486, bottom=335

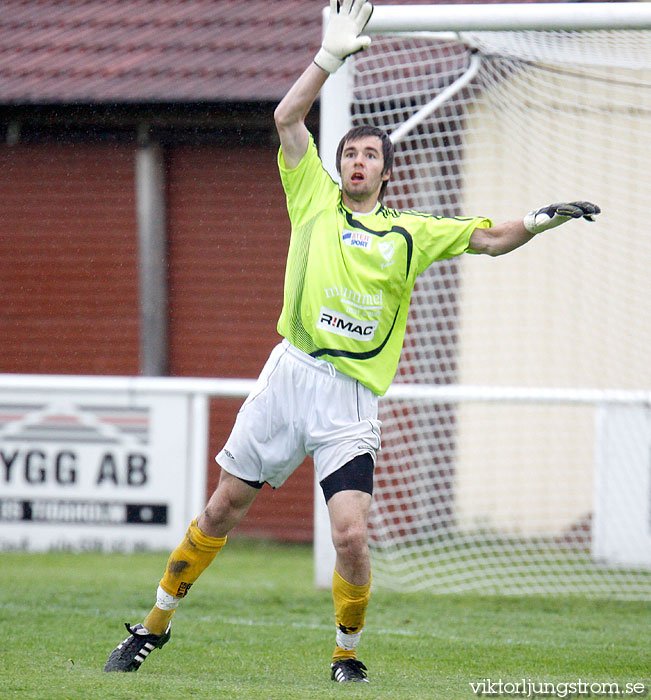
left=342, top=229, right=372, bottom=250
left=317, top=306, right=378, bottom=341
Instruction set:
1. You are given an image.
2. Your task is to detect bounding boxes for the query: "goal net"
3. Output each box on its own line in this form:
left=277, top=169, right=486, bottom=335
left=319, top=4, right=651, bottom=599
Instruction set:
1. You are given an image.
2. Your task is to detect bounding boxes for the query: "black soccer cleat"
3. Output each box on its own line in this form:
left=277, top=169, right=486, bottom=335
left=103, top=622, right=171, bottom=672
left=331, top=658, right=370, bottom=683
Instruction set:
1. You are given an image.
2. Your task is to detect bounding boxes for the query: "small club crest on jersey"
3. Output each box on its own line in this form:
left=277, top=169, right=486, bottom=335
left=378, top=240, right=395, bottom=268
left=342, top=229, right=372, bottom=250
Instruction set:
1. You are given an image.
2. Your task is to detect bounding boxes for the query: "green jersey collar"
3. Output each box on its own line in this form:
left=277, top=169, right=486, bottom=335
left=339, top=198, right=383, bottom=217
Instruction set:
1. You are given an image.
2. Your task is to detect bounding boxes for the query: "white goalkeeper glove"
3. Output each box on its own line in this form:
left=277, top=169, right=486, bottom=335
left=523, top=201, right=601, bottom=235
left=314, top=0, right=374, bottom=74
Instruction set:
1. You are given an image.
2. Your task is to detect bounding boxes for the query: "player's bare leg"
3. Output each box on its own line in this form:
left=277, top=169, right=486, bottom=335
left=327, top=488, right=373, bottom=682
left=104, top=469, right=259, bottom=672
left=329, top=489, right=372, bottom=585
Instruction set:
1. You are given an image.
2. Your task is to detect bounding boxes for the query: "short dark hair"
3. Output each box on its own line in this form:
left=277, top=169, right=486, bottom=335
left=335, top=125, right=394, bottom=200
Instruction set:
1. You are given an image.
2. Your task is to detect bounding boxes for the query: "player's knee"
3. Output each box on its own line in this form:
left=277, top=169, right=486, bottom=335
left=332, top=522, right=368, bottom=560
left=202, top=475, right=258, bottom=532
left=204, top=492, right=241, bottom=525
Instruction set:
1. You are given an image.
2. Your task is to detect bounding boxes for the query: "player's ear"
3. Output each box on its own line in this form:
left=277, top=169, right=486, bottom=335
left=382, top=169, right=391, bottom=182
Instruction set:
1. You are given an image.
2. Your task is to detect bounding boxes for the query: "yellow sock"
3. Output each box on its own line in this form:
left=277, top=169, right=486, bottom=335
left=332, top=569, right=371, bottom=662
left=332, top=644, right=358, bottom=661
left=159, top=518, right=227, bottom=599
left=143, top=606, right=176, bottom=636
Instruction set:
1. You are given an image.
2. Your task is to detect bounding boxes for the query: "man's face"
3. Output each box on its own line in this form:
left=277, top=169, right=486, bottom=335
left=339, top=135, right=390, bottom=204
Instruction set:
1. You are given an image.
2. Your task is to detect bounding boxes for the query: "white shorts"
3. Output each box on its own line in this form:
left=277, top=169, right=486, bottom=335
left=216, top=340, right=382, bottom=488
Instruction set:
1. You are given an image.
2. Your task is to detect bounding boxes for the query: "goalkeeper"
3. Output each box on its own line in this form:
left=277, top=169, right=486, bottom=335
left=104, top=0, right=600, bottom=684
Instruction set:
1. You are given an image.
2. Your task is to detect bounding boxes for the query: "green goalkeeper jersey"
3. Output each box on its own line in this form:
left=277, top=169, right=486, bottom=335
left=277, top=134, right=491, bottom=396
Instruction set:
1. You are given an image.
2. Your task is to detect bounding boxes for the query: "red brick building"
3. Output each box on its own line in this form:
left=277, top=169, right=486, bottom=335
left=0, top=0, right=550, bottom=541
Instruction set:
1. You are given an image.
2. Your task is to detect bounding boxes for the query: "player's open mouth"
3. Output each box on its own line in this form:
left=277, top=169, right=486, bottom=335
left=351, top=172, right=364, bottom=181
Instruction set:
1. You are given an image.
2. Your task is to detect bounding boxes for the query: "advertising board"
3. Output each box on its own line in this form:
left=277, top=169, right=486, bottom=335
left=0, top=387, right=206, bottom=552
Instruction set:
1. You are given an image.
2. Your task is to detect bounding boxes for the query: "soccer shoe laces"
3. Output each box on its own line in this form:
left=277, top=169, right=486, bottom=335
left=124, top=621, right=170, bottom=639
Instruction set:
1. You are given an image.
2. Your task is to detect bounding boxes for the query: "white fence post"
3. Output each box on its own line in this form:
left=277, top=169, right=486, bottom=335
left=593, top=403, right=651, bottom=567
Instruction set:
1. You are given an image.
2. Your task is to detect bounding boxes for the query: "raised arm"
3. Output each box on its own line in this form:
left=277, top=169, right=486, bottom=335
left=469, top=201, right=601, bottom=256
left=274, top=64, right=329, bottom=169
left=273, top=0, right=374, bottom=169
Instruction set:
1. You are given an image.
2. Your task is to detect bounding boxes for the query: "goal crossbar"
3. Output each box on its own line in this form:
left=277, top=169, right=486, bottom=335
left=364, top=2, right=651, bottom=33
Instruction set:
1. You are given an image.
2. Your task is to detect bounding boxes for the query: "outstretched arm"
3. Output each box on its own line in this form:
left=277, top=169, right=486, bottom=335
left=468, top=218, right=535, bottom=257
left=469, top=201, right=601, bottom=256
left=273, top=0, right=374, bottom=169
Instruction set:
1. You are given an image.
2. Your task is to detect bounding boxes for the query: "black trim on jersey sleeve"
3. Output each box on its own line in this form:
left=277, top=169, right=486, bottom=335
left=343, top=210, right=413, bottom=280
left=310, top=306, right=401, bottom=361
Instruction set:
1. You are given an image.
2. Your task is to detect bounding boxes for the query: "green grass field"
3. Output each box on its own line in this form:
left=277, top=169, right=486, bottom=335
left=2, top=540, right=649, bottom=700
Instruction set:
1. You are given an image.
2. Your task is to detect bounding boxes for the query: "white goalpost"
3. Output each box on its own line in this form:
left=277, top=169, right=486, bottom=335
left=315, top=3, right=651, bottom=599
